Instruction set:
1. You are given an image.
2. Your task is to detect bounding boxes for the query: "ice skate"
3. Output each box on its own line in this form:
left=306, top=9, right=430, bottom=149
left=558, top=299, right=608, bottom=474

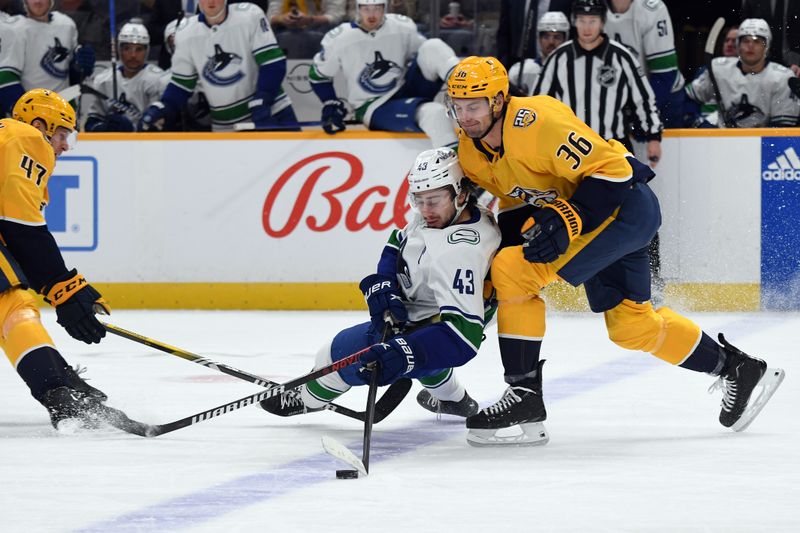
left=260, top=386, right=323, bottom=417
left=466, top=361, right=548, bottom=447
left=416, top=389, right=479, bottom=417
left=39, top=386, right=134, bottom=431
left=709, top=334, right=784, bottom=431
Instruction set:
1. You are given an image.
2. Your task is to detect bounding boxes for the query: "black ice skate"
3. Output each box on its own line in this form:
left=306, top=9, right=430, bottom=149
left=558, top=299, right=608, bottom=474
left=39, top=386, right=147, bottom=435
left=416, top=389, right=479, bottom=417
left=466, top=361, right=548, bottom=447
left=260, top=386, right=323, bottom=417
left=709, top=334, right=784, bottom=432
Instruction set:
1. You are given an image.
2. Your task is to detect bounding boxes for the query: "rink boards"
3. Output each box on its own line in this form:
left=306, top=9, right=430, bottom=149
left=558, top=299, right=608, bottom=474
left=48, top=128, right=800, bottom=311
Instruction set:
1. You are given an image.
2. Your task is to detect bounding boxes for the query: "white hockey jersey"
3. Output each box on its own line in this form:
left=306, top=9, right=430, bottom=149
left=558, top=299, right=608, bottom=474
left=170, top=2, right=291, bottom=131
left=686, top=58, right=800, bottom=127
left=508, top=58, right=542, bottom=96
left=313, top=14, right=425, bottom=114
left=386, top=205, right=500, bottom=352
left=82, top=65, right=169, bottom=127
left=604, top=0, right=684, bottom=92
left=0, top=12, right=78, bottom=93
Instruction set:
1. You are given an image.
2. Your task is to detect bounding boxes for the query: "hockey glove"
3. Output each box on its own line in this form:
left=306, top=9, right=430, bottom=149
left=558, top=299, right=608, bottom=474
left=72, top=45, right=96, bottom=78
left=248, top=92, right=273, bottom=128
left=140, top=102, right=167, bottom=131
left=321, top=99, right=348, bottom=134
left=521, top=198, right=583, bottom=263
left=359, top=274, right=408, bottom=332
left=359, top=337, right=423, bottom=386
left=105, top=113, right=135, bottom=132
left=43, top=269, right=111, bottom=344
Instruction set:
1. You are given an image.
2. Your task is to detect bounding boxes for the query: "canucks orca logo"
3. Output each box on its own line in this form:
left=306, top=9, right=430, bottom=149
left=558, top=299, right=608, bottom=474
left=202, top=44, right=245, bottom=86
left=40, top=37, right=70, bottom=79
left=357, top=51, right=403, bottom=94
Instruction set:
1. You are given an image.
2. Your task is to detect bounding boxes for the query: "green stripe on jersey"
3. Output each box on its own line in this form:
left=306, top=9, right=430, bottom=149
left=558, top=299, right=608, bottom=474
left=386, top=229, right=401, bottom=249
left=254, top=45, right=285, bottom=66
left=647, top=52, right=678, bottom=72
left=441, top=312, right=484, bottom=351
left=0, top=69, right=21, bottom=87
left=171, top=73, right=198, bottom=91
left=309, top=64, right=330, bottom=83
left=306, top=379, right=344, bottom=401
left=210, top=100, right=251, bottom=123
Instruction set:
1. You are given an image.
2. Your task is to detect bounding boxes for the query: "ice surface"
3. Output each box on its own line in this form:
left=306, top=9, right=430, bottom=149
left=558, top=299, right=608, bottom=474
left=1, top=310, right=798, bottom=532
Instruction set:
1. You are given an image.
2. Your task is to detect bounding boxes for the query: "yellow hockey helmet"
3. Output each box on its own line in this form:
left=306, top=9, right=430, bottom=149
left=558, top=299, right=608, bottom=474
left=13, top=88, right=76, bottom=137
left=447, top=56, right=509, bottom=100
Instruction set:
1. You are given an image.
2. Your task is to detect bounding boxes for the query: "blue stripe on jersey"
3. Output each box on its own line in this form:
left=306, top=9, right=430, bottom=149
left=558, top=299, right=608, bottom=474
left=439, top=305, right=484, bottom=325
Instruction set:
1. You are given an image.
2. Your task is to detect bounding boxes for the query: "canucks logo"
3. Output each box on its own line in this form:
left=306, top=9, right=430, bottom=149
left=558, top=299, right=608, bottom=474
left=202, top=44, right=245, bottom=86
left=447, top=228, right=480, bottom=245
left=40, top=37, right=69, bottom=79
left=507, top=186, right=558, bottom=207
left=358, top=51, right=403, bottom=94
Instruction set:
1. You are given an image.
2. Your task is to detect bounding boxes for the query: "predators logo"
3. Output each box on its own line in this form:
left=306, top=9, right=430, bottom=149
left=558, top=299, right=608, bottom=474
left=513, top=108, right=536, bottom=128
left=507, top=186, right=558, bottom=207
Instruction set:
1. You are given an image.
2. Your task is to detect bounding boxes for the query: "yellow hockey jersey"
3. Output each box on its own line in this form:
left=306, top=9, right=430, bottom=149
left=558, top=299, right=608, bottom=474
left=457, top=95, right=634, bottom=213
left=0, top=118, right=54, bottom=226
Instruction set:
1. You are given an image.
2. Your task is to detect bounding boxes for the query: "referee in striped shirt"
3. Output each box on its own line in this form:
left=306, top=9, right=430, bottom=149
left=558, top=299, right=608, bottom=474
left=533, top=0, right=663, bottom=167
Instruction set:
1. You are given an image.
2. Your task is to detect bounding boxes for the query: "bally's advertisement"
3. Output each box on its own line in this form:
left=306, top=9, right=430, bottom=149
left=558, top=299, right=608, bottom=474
left=50, top=129, right=799, bottom=311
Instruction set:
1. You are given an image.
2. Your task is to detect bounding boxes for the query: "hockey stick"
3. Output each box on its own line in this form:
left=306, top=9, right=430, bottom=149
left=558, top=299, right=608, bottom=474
left=234, top=119, right=361, bottom=131
left=704, top=17, right=730, bottom=127
left=78, top=83, right=143, bottom=120
left=103, top=322, right=410, bottom=424
left=138, top=345, right=371, bottom=437
left=789, top=77, right=800, bottom=99
left=109, top=0, right=118, bottom=99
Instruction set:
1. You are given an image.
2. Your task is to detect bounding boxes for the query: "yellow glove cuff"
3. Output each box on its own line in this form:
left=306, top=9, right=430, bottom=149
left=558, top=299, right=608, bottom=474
left=543, top=198, right=583, bottom=240
left=43, top=272, right=88, bottom=306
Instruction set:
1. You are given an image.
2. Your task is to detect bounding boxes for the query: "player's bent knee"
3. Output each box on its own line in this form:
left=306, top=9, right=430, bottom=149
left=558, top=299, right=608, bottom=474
left=605, top=299, right=663, bottom=352
left=417, top=38, right=459, bottom=81
left=0, top=289, right=42, bottom=338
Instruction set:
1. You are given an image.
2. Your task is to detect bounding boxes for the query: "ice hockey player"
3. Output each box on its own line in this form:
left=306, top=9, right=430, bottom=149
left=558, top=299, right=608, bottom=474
left=309, top=0, right=460, bottom=147
left=261, top=147, right=501, bottom=418
left=83, top=21, right=168, bottom=132
left=685, top=18, right=800, bottom=128
left=445, top=55, right=784, bottom=446
left=507, top=11, right=570, bottom=96
left=0, top=89, right=134, bottom=431
left=0, top=0, right=95, bottom=115
left=140, top=0, right=297, bottom=132
left=604, top=0, right=685, bottom=127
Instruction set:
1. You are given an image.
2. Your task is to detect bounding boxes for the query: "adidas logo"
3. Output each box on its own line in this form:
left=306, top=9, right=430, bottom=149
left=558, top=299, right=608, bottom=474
left=762, top=146, right=800, bottom=181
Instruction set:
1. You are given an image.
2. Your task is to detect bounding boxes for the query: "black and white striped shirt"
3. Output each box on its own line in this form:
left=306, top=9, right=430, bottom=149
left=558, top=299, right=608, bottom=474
left=533, top=35, right=663, bottom=141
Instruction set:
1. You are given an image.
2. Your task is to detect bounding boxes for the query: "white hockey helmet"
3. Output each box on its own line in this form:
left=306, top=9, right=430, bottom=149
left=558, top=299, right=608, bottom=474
left=537, top=11, right=570, bottom=35
left=119, top=21, right=150, bottom=47
left=737, top=18, right=771, bottom=50
left=408, top=147, right=465, bottom=196
left=356, top=0, right=388, bottom=6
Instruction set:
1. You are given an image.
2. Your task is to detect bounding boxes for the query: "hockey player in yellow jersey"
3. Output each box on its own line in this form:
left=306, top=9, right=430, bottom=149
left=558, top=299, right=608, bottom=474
left=0, top=89, right=137, bottom=432
left=446, top=56, right=785, bottom=446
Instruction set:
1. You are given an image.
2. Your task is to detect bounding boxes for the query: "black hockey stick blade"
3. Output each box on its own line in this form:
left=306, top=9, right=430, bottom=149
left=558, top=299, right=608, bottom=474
left=103, top=322, right=409, bottom=424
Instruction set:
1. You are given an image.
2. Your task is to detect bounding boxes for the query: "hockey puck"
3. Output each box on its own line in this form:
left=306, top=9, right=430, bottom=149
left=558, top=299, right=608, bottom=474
left=336, top=469, right=359, bottom=479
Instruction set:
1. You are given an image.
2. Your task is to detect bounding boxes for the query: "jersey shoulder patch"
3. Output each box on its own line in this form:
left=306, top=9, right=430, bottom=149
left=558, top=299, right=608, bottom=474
left=643, top=0, right=663, bottom=11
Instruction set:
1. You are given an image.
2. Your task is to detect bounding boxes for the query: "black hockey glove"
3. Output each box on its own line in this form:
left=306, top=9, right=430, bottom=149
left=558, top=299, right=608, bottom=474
left=140, top=102, right=166, bottom=131
left=105, top=113, right=135, bottom=132
left=321, top=99, right=348, bottom=134
left=521, top=198, right=583, bottom=263
left=248, top=92, right=273, bottom=128
left=358, top=336, right=424, bottom=386
left=71, top=45, right=96, bottom=78
left=43, top=269, right=111, bottom=344
left=359, top=273, right=408, bottom=333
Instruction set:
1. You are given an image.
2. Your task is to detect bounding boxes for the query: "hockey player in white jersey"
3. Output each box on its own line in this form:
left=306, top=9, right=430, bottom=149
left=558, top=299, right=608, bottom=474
left=508, top=11, right=569, bottom=96
left=604, top=0, right=684, bottom=127
left=140, top=0, right=297, bottom=132
left=309, top=0, right=459, bottom=148
left=0, top=0, right=95, bottom=116
left=685, top=18, right=800, bottom=128
left=82, top=22, right=168, bottom=132
left=261, top=147, right=501, bottom=418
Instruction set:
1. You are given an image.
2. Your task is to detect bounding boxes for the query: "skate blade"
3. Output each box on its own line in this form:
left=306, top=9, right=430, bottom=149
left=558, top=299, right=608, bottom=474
left=321, top=435, right=368, bottom=476
left=466, top=422, right=549, bottom=447
left=731, top=368, right=785, bottom=432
